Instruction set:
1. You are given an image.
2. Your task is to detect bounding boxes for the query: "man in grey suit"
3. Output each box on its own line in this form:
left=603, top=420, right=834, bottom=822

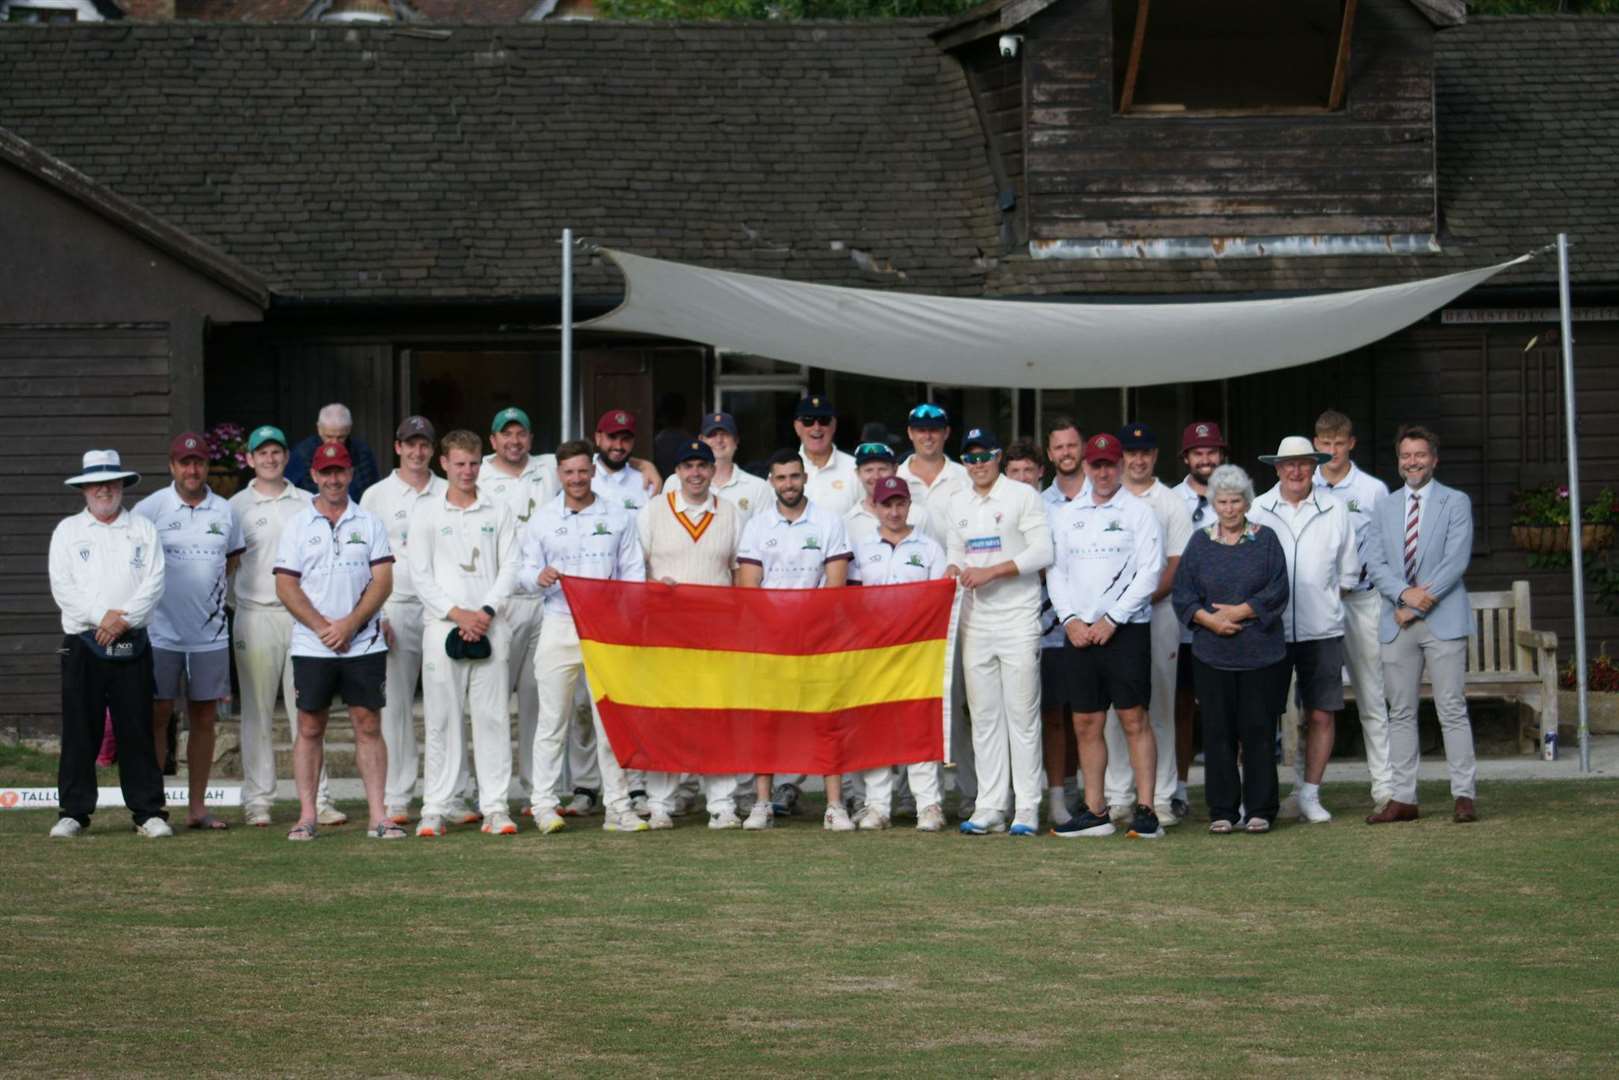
left=1363, top=424, right=1478, bottom=824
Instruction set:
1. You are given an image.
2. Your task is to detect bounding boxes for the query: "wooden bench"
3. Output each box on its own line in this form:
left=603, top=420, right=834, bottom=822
left=1342, top=580, right=1560, bottom=755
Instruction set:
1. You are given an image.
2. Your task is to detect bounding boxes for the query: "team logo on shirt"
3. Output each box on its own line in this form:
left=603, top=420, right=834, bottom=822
left=130, top=545, right=145, bottom=568
left=480, top=523, right=495, bottom=534
left=594, top=522, right=612, bottom=536
left=623, top=499, right=637, bottom=510
left=206, top=521, right=225, bottom=536
left=739, top=498, right=750, bottom=510
left=1105, top=520, right=1123, bottom=532
left=802, top=536, right=821, bottom=551
left=346, top=531, right=367, bottom=544
left=395, top=510, right=408, bottom=519
left=307, top=535, right=321, bottom=546
left=255, top=516, right=268, bottom=527
left=519, top=497, right=536, bottom=523
left=1347, top=499, right=1362, bottom=512
left=458, top=549, right=480, bottom=573
left=906, top=553, right=924, bottom=567
left=77, top=546, right=91, bottom=562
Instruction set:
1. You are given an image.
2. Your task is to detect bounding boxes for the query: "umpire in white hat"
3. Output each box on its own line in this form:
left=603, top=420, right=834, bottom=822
left=46, top=450, right=173, bottom=838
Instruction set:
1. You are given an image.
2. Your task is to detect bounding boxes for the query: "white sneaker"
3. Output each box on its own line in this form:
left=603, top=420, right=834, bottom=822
left=647, top=808, right=674, bottom=830
left=481, top=810, right=518, bottom=836
left=444, top=800, right=482, bottom=826
left=856, top=806, right=890, bottom=831
left=536, top=809, right=566, bottom=834
left=915, top=804, right=946, bottom=832
left=630, top=793, right=651, bottom=817
left=959, top=809, right=1008, bottom=835
left=1108, top=803, right=1133, bottom=825
left=135, top=817, right=174, bottom=839
left=49, top=817, right=83, bottom=838
left=1154, top=802, right=1180, bottom=828
left=824, top=803, right=856, bottom=832
left=560, top=790, right=597, bottom=817
left=669, top=792, right=695, bottom=817
left=384, top=805, right=410, bottom=826
left=603, top=810, right=650, bottom=833
left=742, top=801, right=774, bottom=830
left=1297, top=790, right=1333, bottom=824
left=416, top=814, right=446, bottom=838
left=1009, top=807, right=1039, bottom=837
left=708, top=808, right=742, bottom=830
left=243, top=807, right=272, bottom=828
left=316, top=805, right=349, bottom=827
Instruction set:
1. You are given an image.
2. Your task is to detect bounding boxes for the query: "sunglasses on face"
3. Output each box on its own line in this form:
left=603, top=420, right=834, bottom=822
left=909, top=403, right=947, bottom=422
left=797, top=417, right=832, bottom=428
left=961, top=450, right=998, bottom=465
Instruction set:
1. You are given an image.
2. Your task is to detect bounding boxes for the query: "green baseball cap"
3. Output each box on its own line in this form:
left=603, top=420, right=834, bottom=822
left=491, top=406, right=531, bottom=433
left=247, top=425, right=287, bottom=452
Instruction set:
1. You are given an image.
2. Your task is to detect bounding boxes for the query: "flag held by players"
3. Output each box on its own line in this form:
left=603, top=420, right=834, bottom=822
left=562, top=577, right=958, bottom=774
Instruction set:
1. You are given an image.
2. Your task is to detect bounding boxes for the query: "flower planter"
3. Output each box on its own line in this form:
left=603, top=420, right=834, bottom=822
left=1557, top=689, right=1619, bottom=735
left=1511, top=523, right=1616, bottom=555
left=208, top=466, right=243, bottom=498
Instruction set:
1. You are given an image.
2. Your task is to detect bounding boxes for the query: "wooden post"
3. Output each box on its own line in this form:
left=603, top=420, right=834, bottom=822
left=1327, top=0, right=1360, bottom=111
left=1119, top=0, right=1151, bottom=113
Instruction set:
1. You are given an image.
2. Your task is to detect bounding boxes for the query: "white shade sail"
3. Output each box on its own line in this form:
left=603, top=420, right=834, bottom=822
left=579, top=248, right=1532, bottom=389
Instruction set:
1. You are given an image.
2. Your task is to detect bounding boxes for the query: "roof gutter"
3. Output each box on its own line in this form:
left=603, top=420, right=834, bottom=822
left=1031, top=234, right=1443, bottom=260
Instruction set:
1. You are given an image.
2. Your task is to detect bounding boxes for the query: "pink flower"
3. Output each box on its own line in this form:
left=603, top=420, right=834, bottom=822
left=1557, top=485, right=1570, bottom=499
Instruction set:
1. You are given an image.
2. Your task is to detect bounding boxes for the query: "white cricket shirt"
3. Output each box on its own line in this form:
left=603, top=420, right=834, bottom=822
left=482, top=452, right=559, bottom=528
left=48, top=508, right=166, bottom=635
left=272, top=499, right=395, bottom=658
left=407, top=490, right=520, bottom=622
left=1313, top=460, right=1389, bottom=594
left=132, top=483, right=244, bottom=652
left=1047, top=486, right=1164, bottom=627
left=844, top=500, right=925, bottom=548
left=592, top=456, right=652, bottom=513
left=799, top=446, right=860, bottom=516
left=359, top=469, right=448, bottom=604
left=518, top=494, right=646, bottom=618
left=850, top=530, right=947, bottom=585
left=941, top=474, right=1053, bottom=626
left=663, top=465, right=773, bottom=524
left=736, top=498, right=853, bottom=590
left=229, top=480, right=312, bottom=608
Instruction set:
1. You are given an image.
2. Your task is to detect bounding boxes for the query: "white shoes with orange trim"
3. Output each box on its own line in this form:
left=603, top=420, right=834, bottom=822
left=416, top=814, right=446, bottom=838
left=482, top=811, right=518, bottom=835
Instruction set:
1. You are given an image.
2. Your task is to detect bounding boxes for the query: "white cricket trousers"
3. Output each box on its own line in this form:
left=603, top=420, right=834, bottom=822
left=1103, top=600, right=1180, bottom=807
left=1342, top=589, right=1393, bottom=801
left=862, top=761, right=942, bottom=817
left=421, top=619, right=513, bottom=818
left=646, top=770, right=746, bottom=816
left=504, top=594, right=543, bottom=802
left=533, top=616, right=632, bottom=815
left=566, top=679, right=603, bottom=795
left=379, top=599, right=425, bottom=809
left=1381, top=619, right=1476, bottom=804
left=961, top=616, right=1042, bottom=818
left=234, top=601, right=333, bottom=813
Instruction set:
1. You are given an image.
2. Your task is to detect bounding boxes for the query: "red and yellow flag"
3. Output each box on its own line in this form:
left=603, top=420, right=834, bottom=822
left=561, top=577, right=959, bottom=774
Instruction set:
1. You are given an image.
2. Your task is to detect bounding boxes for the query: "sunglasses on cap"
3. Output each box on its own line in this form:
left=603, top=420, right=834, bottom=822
left=855, top=442, right=894, bottom=458
left=961, top=450, right=999, bottom=465
left=908, top=403, right=947, bottom=422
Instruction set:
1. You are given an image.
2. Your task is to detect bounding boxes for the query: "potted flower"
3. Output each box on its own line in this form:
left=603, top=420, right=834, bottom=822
left=1510, top=483, right=1618, bottom=556
left=1559, top=647, right=1619, bottom=737
left=204, top=421, right=250, bottom=497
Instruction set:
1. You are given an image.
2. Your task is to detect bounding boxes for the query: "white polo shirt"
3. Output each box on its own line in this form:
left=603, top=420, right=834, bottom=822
left=737, top=498, right=853, bottom=590
left=132, top=483, right=243, bottom=652
left=1038, top=480, right=1087, bottom=649
left=406, top=490, right=520, bottom=623
left=1172, top=476, right=1218, bottom=533
left=229, top=480, right=312, bottom=608
left=799, top=446, right=860, bottom=517
left=844, top=499, right=926, bottom=548
left=1047, top=486, right=1164, bottom=627
left=482, top=452, right=560, bottom=528
left=272, top=499, right=394, bottom=659
left=518, top=493, right=646, bottom=618
left=360, top=470, right=448, bottom=605
left=850, top=529, right=947, bottom=585
left=663, top=465, right=773, bottom=524
left=1128, top=479, right=1194, bottom=563
left=48, top=508, right=166, bottom=635
left=897, top=454, right=969, bottom=544
left=941, top=474, right=1053, bottom=627
left=593, top=456, right=652, bottom=513
left=1314, top=461, right=1388, bottom=594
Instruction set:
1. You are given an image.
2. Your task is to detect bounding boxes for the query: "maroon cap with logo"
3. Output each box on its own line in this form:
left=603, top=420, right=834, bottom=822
left=313, top=442, right=353, bottom=471
left=1083, top=433, right=1122, bottom=464
left=169, top=432, right=208, bottom=462
left=1180, top=421, right=1227, bottom=453
left=596, top=409, right=636, bottom=436
left=873, top=476, right=911, bottom=504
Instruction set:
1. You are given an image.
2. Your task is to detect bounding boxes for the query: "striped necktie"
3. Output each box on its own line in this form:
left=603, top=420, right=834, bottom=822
left=1404, top=492, right=1421, bottom=585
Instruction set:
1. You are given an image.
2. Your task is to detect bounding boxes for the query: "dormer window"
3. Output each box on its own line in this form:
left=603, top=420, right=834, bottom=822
left=1114, top=0, right=1356, bottom=116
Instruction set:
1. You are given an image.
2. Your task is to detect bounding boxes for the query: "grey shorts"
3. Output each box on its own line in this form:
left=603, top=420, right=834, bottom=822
left=152, top=646, right=232, bottom=701
left=1286, top=637, right=1346, bottom=713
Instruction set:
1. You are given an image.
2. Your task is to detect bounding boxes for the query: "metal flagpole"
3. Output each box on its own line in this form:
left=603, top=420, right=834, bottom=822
left=561, top=228, right=575, bottom=442
left=1556, top=233, right=1590, bottom=772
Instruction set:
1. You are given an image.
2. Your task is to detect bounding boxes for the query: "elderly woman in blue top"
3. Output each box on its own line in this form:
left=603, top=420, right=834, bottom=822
left=1172, top=465, right=1290, bottom=834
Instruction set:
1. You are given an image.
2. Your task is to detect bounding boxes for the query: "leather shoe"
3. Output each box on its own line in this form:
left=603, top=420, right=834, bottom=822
left=1453, top=797, right=1478, bottom=823
left=1365, top=800, right=1419, bottom=824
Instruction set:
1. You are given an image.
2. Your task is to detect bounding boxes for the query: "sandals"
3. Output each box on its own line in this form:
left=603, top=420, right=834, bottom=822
left=187, top=813, right=230, bottom=831
left=1245, top=817, right=1271, bottom=834
left=1209, top=819, right=1234, bottom=834
left=286, top=822, right=318, bottom=842
left=369, top=821, right=407, bottom=840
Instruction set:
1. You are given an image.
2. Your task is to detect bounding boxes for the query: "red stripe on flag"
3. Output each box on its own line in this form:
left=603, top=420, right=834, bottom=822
left=562, top=576, right=954, bottom=655
left=596, top=697, right=945, bottom=774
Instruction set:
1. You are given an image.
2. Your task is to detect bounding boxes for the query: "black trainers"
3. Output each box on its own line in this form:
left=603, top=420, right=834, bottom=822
left=1170, top=796, right=1191, bottom=821
left=771, top=782, right=802, bottom=816
left=1127, top=803, right=1164, bottom=839
left=1053, top=806, right=1117, bottom=838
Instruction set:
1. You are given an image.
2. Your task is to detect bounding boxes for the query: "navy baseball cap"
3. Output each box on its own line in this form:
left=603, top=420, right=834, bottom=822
left=700, top=411, right=738, bottom=437
left=907, top=402, right=950, bottom=429
left=676, top=439, right=715, bottom=465
left=854, top=441, right=897, bottom=466
left=960, top=427, right=1000, bottom=453
left=1117, top=422, right=1158, bottom=450
left=795, top=394, right=836, bottom=420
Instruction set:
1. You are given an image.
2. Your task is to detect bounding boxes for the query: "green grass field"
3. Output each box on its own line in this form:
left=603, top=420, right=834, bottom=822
left=4, top=742, right=1617, bottom=1077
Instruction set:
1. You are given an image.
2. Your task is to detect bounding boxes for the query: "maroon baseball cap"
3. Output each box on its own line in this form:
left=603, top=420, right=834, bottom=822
left=596, top=409, right=637, bottom=436
left=1181, top=421, right=1227, bottom=453
left=313, top=442, right=353, bottom=471
left=169, top=432, right=208, bottom=462
left=1083, top=433, right=1122, bottom=464
left=873, top=476, right=911, bottom=504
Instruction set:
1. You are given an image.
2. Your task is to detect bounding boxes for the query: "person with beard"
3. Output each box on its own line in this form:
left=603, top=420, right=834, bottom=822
left=943, top=428, right=1053, bottom=837
left=794, top=394, right=860, bottom=517
left=1170, top=421, right=1226, bottom=819
left=1048, top=434, right=1165, bottom=841
left=133, top=433, right=245, bottom=831
left=735, top=449, right=855, bottom=830
left=1039, top=419, right=1088, bottom=826
left=663, top=411, right=773, bottom=525
left=48, top=449, right=172, bottom=839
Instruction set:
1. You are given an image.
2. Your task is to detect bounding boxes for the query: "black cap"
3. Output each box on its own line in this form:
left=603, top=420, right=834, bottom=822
left=795, top=394, right=835, bottom=420
left=960, top=426, right=1001, bottom=453
left=676, top=439, right=715, bottom=465
left=1117, top=422, right=1158, bottom=450
left=444, top=628, right=493, bottom=662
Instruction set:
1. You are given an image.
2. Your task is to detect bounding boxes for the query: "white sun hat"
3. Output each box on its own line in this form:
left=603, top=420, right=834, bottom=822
left=64, top=449, right=142, bottom=488
left=1257, top=435, right=1331, bottom=466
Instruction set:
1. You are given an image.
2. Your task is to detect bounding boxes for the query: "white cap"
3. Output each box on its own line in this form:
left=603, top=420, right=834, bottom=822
left=64, top=449, right=142, bottom=488
left=1258, top=436, right=1331, bottom=466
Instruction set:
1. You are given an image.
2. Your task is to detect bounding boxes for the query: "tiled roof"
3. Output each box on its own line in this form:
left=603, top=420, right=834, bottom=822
left=0, top=15, right=1612, bottom=302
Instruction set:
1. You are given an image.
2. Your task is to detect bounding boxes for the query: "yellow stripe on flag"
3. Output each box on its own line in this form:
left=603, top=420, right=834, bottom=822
left=579, top=638, right=947, bottom=713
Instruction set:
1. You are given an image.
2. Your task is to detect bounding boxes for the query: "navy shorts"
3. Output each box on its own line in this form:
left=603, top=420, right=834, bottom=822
left=292, top=652, right=387, bottom=713
left=1064, top=622, right=1152, bottom=714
